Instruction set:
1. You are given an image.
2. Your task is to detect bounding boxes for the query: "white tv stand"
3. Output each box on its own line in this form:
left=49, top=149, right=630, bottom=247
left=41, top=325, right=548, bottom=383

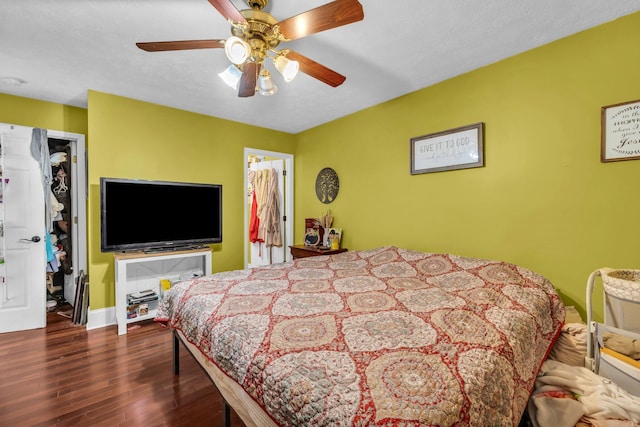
left=114, top=247, right=212, bottom=335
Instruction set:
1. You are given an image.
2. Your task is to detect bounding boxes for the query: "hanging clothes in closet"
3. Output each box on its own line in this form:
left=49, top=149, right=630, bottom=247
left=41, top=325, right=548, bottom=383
left=248, top=170, right=263, bottom=253
left=48, top=139, right=72, bottom=277
left=263, top=168, right=282, bottom=248
left=30, top=128, right=53, bottom=230
left=248, top=166, right=282, bottom=265
left=30, top=128, right=59, bottom=276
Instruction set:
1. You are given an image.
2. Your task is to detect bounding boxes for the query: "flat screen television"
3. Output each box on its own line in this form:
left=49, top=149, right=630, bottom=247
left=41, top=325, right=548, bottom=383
left=100, top=177, right=222, bottom=253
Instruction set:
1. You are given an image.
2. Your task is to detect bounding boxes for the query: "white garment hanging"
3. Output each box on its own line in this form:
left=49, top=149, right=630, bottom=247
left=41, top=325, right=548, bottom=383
left=30, top=128, right=53, bottom=231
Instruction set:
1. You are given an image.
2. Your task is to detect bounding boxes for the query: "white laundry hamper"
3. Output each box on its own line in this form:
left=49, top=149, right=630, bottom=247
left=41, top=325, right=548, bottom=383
left=585, top=268, right=640, bottom=397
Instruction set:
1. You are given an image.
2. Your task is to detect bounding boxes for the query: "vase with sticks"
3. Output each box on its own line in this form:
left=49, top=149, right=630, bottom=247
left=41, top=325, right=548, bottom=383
left=320, top=210, right=333, bottom=247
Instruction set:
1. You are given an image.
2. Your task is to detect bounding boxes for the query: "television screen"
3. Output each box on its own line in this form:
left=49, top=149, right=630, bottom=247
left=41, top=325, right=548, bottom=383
left=100, top=178, right=222, bottom=252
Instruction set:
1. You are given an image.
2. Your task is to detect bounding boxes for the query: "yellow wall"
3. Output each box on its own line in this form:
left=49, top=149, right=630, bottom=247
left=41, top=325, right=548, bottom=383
left=0, top=93, right=87, bottom=136
left=87, top=91, right=296, bottom=309
left=2, top=11, right=639, bottom=320
left=295, top=12, right=640, bottom=321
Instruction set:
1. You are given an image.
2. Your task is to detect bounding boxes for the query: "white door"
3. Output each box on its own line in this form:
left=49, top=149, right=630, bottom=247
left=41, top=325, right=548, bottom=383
left=0, top=124, right=47, bottom=333
left=249, top=159, right=287, bottom=267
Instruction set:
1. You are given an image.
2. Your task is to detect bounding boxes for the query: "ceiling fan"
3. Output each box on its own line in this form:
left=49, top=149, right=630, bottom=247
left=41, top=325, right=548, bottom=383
left=136, top=0, right=364, bottom=97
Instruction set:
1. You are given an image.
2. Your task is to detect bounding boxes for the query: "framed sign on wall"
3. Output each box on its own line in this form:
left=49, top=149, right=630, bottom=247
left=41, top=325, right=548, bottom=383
left=410, top=122, right=484, bottom=174
left=601, top=99, right=640, bottom=162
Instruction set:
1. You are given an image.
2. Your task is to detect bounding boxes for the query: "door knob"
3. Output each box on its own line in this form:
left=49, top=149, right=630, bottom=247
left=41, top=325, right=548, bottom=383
left=20, top=236, right=41, bottom=243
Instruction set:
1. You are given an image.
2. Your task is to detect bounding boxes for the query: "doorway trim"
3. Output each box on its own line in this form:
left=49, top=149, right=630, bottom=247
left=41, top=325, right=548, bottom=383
left=48, top=129, right=87, bottom=306
left=243, top=148, right=294, bottom=268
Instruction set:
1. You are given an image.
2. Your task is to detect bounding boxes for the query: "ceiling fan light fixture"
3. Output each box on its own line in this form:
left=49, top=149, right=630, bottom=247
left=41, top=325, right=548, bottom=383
left=224, top=36, right=251, bottom=65
left=258, top=69, right=278, bottom=96
left=218, top=64, right=242, bottom=90
left=274, top=55, right=299, bottom=82
left=136, top=0, right=364, bottom=97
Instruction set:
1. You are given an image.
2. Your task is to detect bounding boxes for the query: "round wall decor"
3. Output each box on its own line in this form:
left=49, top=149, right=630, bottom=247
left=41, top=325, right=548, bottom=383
left=315, top=167, right=339, bottom=204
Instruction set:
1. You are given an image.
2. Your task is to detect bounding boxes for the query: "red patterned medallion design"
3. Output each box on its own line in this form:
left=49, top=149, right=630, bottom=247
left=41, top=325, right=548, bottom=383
left=157, top=246, right=564, bottom=426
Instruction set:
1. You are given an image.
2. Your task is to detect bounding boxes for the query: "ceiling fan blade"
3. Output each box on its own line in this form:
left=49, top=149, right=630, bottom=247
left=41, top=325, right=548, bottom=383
left=238, top=62, right=260, bottom=97
left=277, top=0, right=364, bottom=41
left=286, top=50, right=346, bottom=87
left=136, top=40, right=225, bottom=52
left=207, top=0, right=246, bottom=23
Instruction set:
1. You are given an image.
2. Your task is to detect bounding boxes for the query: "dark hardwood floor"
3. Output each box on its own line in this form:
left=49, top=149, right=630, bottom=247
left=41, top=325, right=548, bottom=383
left=0, top=304, right=246, bottom=426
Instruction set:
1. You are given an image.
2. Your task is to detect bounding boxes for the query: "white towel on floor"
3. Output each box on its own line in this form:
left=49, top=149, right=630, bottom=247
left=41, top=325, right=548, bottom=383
left=529, top=360, right=640, bottom=426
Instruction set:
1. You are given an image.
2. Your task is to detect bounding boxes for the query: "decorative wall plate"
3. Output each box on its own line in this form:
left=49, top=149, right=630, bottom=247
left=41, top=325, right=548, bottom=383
left=315, top=167, right=339, bottom=204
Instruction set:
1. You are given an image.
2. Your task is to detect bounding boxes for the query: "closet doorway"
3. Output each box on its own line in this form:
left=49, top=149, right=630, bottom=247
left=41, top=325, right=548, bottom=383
left=0, top=123, right=86, bottom=333
left=46, top=132, right=87, bottom=309
left=243, top=148, right=293, bottom=269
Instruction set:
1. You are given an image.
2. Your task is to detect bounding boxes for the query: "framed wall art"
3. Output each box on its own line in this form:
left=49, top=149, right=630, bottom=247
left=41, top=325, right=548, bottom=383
left=601, top=99, right=640, bottom=162
left=410, top=122, right=484, bottom=174
left=315, top=167, right=339, bottom=203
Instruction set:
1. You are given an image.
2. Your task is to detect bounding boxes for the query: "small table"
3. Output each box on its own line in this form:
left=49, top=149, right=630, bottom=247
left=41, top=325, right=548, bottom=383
left=289, top=244, right=348, bottom=259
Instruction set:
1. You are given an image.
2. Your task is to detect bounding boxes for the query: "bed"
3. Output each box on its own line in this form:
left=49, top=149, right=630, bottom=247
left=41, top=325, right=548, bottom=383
left=156, top=246, right=565, bottom=426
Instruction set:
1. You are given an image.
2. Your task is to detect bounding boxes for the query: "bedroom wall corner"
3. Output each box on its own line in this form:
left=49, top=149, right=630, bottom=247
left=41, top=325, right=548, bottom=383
left=0, top=93, right=88, bottom=136
left=86, top=90, right=296, bottom=311
left=293, top=11, right=640, bottom=322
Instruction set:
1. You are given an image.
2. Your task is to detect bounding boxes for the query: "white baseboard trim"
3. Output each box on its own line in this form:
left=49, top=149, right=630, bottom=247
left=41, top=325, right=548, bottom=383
left=86, top=306, right=116, bottom=330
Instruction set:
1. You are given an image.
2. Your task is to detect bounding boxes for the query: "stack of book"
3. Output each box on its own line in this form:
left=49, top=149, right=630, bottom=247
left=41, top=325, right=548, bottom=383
left=127, top=289, right=158, bottom=306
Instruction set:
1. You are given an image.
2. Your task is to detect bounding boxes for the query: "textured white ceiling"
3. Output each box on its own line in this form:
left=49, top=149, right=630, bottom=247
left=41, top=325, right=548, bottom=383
left=1, top=0, right=639, bottom=134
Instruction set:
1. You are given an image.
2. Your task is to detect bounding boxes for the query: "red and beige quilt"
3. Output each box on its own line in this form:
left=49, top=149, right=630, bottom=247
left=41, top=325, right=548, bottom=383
left=156, top=246, right=564, bottom=426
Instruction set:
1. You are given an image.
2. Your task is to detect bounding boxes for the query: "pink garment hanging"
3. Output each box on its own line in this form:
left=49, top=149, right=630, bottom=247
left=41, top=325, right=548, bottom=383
left=249, top=191, right=261, bottom=243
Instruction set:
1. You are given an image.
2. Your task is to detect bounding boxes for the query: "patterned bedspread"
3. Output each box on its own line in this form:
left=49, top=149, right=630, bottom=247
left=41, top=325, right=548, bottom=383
left=156, top=246, right=565, bottom=426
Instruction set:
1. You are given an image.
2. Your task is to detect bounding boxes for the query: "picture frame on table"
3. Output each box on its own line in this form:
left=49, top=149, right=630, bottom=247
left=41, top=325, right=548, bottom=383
left=601, top=99, right=640, bottom=162
left=324, top=228, right=342, bottom=248
left=410, top=122, right=484, bottom=175
left=304, top=228, right=321, bottom=247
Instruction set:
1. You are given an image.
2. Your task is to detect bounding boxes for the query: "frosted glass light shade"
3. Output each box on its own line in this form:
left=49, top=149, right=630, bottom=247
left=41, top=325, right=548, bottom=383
left=258, top=70, right=278, bottom=96
left=218, top=64, right=242, bottom=90
left=274, top=55, right=299, bottom=82
left=224, top=36, right=250, bottom=65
